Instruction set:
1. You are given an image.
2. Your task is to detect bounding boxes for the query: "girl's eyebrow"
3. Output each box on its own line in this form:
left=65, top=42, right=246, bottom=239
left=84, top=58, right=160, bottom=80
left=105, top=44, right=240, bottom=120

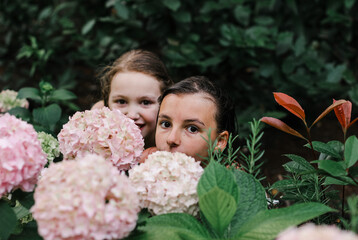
left=184, top=119, right=205, bottom=127
left=158, top=114, right=171, bottom=119
left=158, top=114, right=205, bottom=126
left=111, top=94, right=126, bottom=98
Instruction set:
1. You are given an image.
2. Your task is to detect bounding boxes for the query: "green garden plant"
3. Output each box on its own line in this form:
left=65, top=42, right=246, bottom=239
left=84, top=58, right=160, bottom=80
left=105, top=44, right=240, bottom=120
left=126, top=161, right=333, bottom=240
left=261, top=92, right=358, bottom=225
left=8, top=81, right=78, bottom=135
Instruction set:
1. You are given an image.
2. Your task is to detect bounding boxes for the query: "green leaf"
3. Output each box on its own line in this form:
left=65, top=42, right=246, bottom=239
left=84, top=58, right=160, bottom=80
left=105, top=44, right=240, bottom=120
left=228, top=170, right=267, bottom=237
left=326, top=64, right=346, bottom=83
left=115, top=2, right=129, bottom=19
left=13, top=204, right=30, bottom=220
left=138, top=213, right=211, bottom=239
left=0, top=200, right=17, bottom=240
left=81, top=19, right=96, bottom=35
left=317, top=160, right=347, bottom=177
left=7, top=107, right=31, bottom=122
left=33, top=104, right=62, bottom=126
left=8, top=221, right=42, bottom=240
left=305, top=141, right=341, bottom=159
left=49, top=89, right=77, bottom=101
left=323, top=176, right=353, bottom=186
left=199, top=187, right=237, bottom=237
left=162, top=0, right=181, bottom=11
left=197, top=161, right=239, bottom=202
left=345, top=0, right=356, bottom=9
left=18, top=87, right=41, bottom=102
left=344, top=136, right=358, bottom=168
left=271, top=179, right=311, bottom=191
left=235, top=202, right=334, bottom=240
left=172, top=11, right=191, bottom=23
left=294, top=36, right=306, bottom=56
left=284, top=154, right=315, bottom=171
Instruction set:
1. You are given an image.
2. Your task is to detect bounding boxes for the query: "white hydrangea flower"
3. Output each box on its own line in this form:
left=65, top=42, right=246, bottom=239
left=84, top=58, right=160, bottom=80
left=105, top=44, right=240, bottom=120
left=129, top=151, right=204, bottom=216
left=0, top=89, right=29, bottom=112
left=277, top=223, right=358, bottom=240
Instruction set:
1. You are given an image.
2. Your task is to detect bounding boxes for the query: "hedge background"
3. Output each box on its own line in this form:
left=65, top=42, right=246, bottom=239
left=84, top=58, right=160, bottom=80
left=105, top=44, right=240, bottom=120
left=1, top=0, right=357, bottom=136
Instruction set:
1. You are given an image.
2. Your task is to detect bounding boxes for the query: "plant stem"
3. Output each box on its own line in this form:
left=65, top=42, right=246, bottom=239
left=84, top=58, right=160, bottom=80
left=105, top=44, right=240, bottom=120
left=305, top=125, right=317, bottom=160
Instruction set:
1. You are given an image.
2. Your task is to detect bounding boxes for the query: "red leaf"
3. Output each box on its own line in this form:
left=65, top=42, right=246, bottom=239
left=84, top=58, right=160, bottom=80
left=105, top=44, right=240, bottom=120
left=310, top=99, right=347, bottom=128
left=273, top=92, right=305, bottom=121
left=333, top=99, right=351, bottom=131
left=260, top=117, right=307, bottom=141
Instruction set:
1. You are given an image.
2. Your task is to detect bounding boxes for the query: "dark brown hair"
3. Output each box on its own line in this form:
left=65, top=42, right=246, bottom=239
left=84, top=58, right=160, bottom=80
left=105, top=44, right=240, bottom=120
left=158, top=76, right=238, bottom=137
left=99, top=49, right=172, bottom=106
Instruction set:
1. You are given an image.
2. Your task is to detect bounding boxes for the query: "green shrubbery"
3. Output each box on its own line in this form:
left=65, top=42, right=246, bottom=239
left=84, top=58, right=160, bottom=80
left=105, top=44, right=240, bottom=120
left=1, top=0, right=357, bottom=135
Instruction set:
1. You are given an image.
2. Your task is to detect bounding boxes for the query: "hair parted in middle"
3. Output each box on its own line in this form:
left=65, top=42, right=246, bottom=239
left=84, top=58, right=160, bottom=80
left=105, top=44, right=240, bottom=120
left=98, top=49, right=173, bottom=106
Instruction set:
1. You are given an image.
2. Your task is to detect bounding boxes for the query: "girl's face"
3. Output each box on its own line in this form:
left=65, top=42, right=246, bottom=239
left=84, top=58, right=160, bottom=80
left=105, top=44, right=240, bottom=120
left=108, top=71, right=161, bottom=147
left=155, top=93, right=228, bottom=162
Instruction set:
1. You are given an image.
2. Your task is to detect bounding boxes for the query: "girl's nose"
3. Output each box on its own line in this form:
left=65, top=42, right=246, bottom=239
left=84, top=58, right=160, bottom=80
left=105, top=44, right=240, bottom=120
left=125, top=105, right=140, bottom=120
left=166, top=128, right=181, bottom=147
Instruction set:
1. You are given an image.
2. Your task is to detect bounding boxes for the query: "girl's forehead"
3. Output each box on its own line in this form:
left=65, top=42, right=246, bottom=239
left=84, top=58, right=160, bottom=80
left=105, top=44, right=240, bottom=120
left=159, top=93, right=217, bottom=121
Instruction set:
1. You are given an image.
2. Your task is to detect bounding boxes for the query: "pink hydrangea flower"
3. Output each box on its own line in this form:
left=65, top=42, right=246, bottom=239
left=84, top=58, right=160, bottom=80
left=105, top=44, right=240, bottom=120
left=58, top=107, right=144, bottom=171
left=129, top=151, right=204, bottom=216
left=0, top=113, right=46, bottom=197
left=31, top=154, right=140, bottom=240
left=277, top=223, right=358, bottom=240
left=0, top=89, right=29, bottom=112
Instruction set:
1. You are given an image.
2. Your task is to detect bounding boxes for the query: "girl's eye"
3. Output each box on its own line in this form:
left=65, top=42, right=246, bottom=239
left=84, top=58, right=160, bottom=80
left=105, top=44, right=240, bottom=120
left=160, top=121, right=171, bottom=128
left=141, top=100, right=152, bottom=106
left=115, top=99, right=126, bottom=104
left=187, top=125, right=199, bottom=133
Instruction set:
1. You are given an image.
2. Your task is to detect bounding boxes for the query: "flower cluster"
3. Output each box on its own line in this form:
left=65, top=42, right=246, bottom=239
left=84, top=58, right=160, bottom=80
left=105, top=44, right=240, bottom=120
left=0, top=113, right=47, bottom=197
left=58, top=107, right=144, bottom=171
left=37, top=131, right=60, bottom=164
left=0, top=89, right=29, bottom=112
left=31, top=154, right=140, bottom=240
left=277, top=224, right=358, bottom=240
left=129, top=151, right=204, bottom=216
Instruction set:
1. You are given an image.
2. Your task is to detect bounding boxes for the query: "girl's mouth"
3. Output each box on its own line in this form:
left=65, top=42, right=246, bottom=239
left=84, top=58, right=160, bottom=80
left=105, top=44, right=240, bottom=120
left=135, top=123, right=145, bottom=130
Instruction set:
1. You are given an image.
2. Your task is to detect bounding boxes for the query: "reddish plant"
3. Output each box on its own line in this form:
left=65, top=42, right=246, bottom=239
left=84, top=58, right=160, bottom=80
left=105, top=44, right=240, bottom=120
left=333, top=99, right=358, bottom=141
left=261, top=92, right=347, bottom=159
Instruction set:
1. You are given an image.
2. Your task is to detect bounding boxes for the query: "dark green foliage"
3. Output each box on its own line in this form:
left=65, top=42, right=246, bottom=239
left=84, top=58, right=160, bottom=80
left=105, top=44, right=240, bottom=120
left=1, top=0, right=357, bottom=134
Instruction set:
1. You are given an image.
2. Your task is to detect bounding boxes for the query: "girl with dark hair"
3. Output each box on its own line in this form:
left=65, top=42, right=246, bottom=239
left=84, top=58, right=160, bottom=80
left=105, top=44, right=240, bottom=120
left=142, top=76, right=238, bottom=163
left=92, top=49, right=173, bottom=148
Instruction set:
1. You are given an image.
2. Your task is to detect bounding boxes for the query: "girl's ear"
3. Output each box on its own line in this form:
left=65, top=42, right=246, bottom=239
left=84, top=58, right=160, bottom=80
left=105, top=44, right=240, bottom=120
left=215, top=130, right=229, bottom=151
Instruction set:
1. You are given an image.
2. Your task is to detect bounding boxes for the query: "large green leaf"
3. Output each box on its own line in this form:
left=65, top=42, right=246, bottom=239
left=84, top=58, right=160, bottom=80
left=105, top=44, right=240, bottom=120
left=32, top=104, right=62, bottom=126
left=344, top=136, right=358, bottom=168
left=49, top=89, right=77, bottom=101
left=197, top=161, right=239, bottom=202
left=7, top=107, right=31, bottom=122
left=199, top=187, right=237, bottom=237
left=227, top=170, right=267, bottom=237
left=137, top=213, right=211, bottom=240
left=284, top=154, right=315, bottom=171
left=316, top=160, right=347, bottom=177
left=235, top=202, right=334, bottom=240
left=305, top=141, right=341, bottom=159
left=162, top=0, right=181, bottom=11
left=18, top=87, right=41, bottom=102
left=0, top=200, right=17, bottom=240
